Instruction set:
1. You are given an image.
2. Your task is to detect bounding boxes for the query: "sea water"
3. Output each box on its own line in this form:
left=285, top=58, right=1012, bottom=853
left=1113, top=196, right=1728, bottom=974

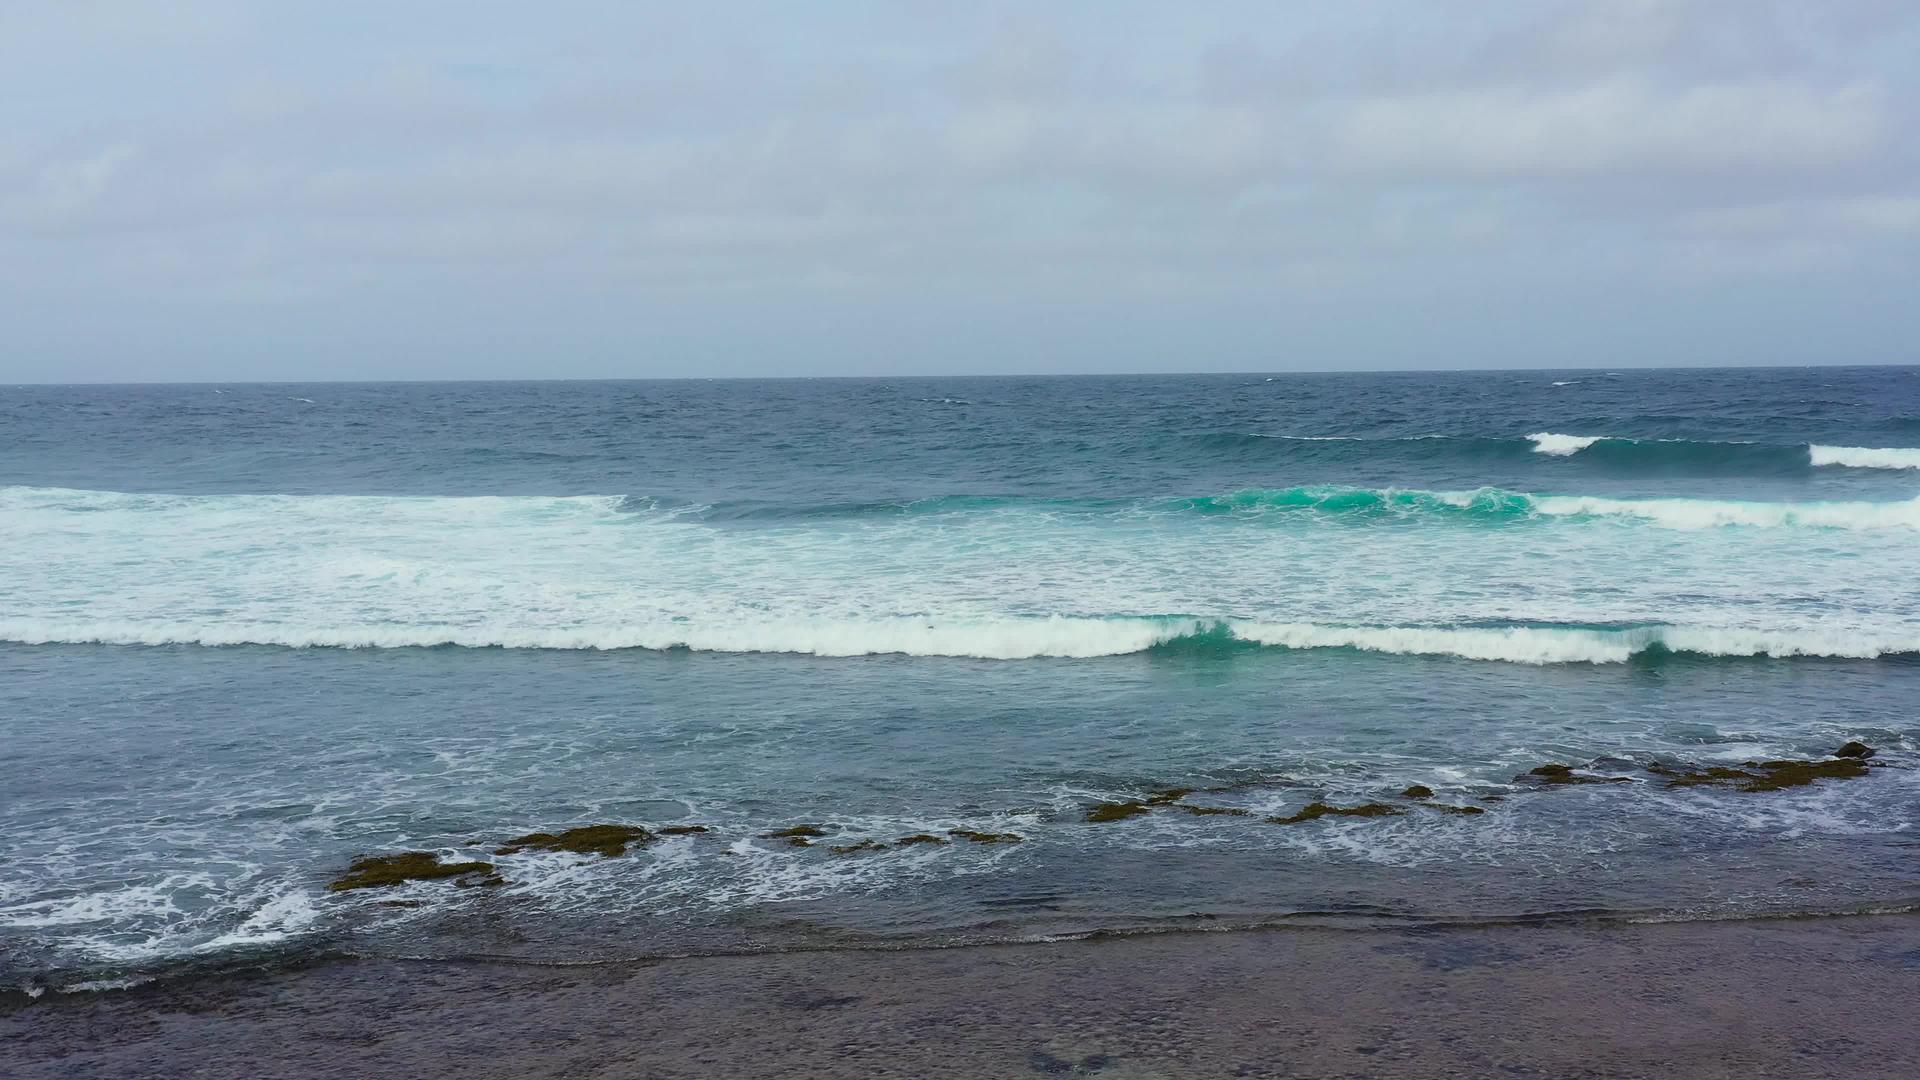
left=2, top=368, right=1917, bottom=993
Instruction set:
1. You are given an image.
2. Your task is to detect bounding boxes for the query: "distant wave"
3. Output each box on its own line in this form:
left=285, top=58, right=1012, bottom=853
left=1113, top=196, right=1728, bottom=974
left=1531, top=433, right=1920, bottom=471
left=3, top=617, right=1915, bottom=664
left=1218, top=432, right=1920, bottom=473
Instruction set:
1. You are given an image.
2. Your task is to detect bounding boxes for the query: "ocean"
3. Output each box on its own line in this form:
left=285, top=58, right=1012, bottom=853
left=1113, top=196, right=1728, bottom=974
left=3, top=367, right=1918, bottom=996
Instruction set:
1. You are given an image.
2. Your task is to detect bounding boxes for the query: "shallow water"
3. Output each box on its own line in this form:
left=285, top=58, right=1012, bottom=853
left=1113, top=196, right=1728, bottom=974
left=2, top=369, right=1918, bottom=993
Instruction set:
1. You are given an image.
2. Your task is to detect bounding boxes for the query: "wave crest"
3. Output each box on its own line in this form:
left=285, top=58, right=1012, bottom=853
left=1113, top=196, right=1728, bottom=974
left=3, top=617, right=1915, bottom=664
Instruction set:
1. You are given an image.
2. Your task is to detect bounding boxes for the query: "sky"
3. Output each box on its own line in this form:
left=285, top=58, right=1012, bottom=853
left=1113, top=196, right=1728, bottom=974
left=3, top=1, right=1917, bottom=382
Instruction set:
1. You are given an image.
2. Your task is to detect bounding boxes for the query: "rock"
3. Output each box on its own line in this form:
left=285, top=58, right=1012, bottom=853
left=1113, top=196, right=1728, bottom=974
left=328, top=852, right=501, bottom=892
left=495, top=824, right=654, bottom=858
left=1402, top=785, right=1435, bottom=799
left=1268, top=802, right=1403, bottom=825
left=1521, top=763, right=1632, bottom=785
left=894, top=833, right=948, bottom=846
left=1834, top=741, right=1876, bottom=759
left=829, top=839, right=889, bottom=855
left=1086, top=801, right=1151, bottom=823
left=947, top=829, right=1024, bottom=843
left=657, top=825, right=711, bottom=835
left=1434, top=804, right=1486, bottom=815
left=760, top=824, right=829, bottom=839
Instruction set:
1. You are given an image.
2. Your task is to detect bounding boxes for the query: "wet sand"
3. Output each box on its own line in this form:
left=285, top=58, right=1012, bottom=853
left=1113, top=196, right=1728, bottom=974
left=7, top=914, right=1919, bottom=1078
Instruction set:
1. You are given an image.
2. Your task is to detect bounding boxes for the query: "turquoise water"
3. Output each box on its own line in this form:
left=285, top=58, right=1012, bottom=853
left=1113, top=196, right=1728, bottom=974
left=2, top=369, right=1917, bottom=993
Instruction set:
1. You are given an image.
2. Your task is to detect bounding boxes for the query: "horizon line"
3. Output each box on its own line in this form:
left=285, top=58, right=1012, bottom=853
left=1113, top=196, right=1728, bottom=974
left=10, top=359, right=1919, bottom=388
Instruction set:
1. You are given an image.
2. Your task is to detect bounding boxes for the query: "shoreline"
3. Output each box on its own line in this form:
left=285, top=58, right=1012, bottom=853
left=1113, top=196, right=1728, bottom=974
left=7, top=913, right=1918, bottom=1078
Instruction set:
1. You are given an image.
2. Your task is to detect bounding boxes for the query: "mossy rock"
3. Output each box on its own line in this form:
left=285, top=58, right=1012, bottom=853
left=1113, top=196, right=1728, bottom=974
left=1144, top=788, right=1194, bottom=805
left=948, top=828, right=1024, bottom=844
left=657, top=825, right=711, bottom=836
left=1401, top=785, right=1435, bottom=799
left=1086, top=800, right=1151, bottom=823
left=495, top=824, right=654, bottom=858
left=1268, top=802, right=1403, bottom=825
left=1434, top=804, right=1486, bottom=815
left=1521, top=763, right=1632, bottom=785
left=1834, top=741, right=1876, bottom=760
left=761, top=824, right=829, bottom=839
left=1170, top=804, right=1251, bottom=817
left=894, top=833, right=949, bottom=847
left=1668, top=757, right=1869, bottom=793
left=329, top=852, right=501, bottom=892
left=829, top=839, right=889, bottom=855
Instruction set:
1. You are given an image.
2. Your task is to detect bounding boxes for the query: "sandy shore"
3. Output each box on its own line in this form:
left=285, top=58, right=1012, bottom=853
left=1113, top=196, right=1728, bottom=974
left=6, top=914, right=1919, bottom=1078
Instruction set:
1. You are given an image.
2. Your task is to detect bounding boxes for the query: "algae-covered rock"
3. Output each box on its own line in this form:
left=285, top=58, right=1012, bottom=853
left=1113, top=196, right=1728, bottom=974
left=1434, top=804, right=1486, bottom=815
left=657, top=825, right=711, bottom=836
left=1144, top=788, right=1194, bottom=805
left=495, top=824, right=654, bottom=858
left=1521, top=763, right=1632, bottom=785
left=1834, top=741, right=1876, bottom=760
left=947, top=828, right=1024, bottom=843
left=894, top=833, right=948, bottom=847
left=829, top=839, right=889, bottom=855
left=1402, top=785, right=1435, bottom=799
left=1267, top=802, right=1402, bottom=825
left=328, top=852, right=501, bottom=892
left=1086, top=800, right=1151, bottom=823
left=1667, top=757, right=1869, bottom=793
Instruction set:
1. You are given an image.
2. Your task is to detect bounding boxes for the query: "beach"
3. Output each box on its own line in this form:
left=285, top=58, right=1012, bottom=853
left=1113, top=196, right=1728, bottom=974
left=9, top=913, right=1919, bottom=1078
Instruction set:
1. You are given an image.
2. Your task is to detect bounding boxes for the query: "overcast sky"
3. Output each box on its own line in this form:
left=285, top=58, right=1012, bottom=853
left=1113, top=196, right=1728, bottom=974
left=3, top=1, right=1916, bottom=381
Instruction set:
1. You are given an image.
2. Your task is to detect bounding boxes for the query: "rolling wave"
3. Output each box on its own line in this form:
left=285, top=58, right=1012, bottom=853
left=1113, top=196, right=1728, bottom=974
left=5, top=484, right=1918, bottom=529
left=2, top=616, right=1915, bottom=664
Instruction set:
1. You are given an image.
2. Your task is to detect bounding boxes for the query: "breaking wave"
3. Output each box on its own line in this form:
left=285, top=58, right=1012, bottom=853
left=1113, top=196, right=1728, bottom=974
left=1808, top=445, right=1920, bottom=470
left=3, top=617, right=1916, bottom=664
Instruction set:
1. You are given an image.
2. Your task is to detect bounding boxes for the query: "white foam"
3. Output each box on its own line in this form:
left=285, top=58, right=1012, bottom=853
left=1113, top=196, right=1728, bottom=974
left=1809, top=445, right=1920, bottom=470
left=1526, top=432, right=1604, bottom=455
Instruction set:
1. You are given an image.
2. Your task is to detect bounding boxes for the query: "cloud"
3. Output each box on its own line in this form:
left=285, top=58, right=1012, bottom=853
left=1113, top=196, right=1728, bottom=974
left=1332, top=80, right=1884, bottom=177
left=0, top=1, right=1916, bottom=378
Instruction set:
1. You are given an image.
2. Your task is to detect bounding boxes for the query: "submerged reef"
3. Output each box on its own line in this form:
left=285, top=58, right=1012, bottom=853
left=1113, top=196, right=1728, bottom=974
left=495, top=824, right=654, bottom=858
left=894, top=833, right=949, bottom=846
left=1662, top=757, right=1871, bottom=793
left=329, top=852, right=501, bottom=892
left=829, top=839, right=890, bottom=856
left=1268, top=802, right=1403, bottom=825
left=1170, top=804, right=1253, bottom=817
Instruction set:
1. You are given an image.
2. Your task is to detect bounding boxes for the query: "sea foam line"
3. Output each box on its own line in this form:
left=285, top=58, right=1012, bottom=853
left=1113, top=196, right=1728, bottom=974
left=2, top=617, right=1915, bottom=664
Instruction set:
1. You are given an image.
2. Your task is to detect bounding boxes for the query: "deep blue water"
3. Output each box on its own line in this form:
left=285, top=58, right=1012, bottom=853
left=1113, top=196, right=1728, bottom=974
left=2, top=368, right=1918, bottom=994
